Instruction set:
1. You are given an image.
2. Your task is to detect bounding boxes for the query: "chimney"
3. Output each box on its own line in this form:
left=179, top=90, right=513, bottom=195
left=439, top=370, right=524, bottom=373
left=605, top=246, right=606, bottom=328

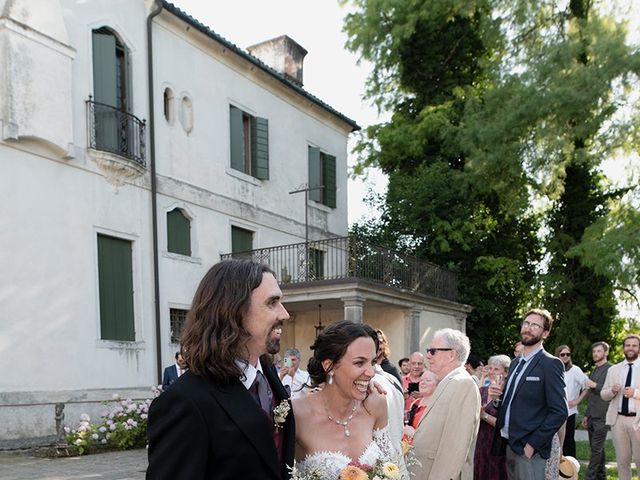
left=247, top=35, right=308, bottom=86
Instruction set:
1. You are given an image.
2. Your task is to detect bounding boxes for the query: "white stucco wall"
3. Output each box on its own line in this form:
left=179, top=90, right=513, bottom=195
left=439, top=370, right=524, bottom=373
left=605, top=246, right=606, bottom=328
left=0, top=0, right=354, bottom=443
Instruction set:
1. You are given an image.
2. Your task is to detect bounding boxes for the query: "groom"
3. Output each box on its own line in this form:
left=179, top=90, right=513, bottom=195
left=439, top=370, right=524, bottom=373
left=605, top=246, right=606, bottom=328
left=147, top=259, right=295, bottom=479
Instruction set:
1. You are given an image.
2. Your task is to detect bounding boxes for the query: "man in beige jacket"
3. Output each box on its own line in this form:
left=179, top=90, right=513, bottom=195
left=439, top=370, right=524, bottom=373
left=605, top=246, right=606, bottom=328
left=601, top=333, right=640, bottom=480
left=409, top=328, right=481, bottom=479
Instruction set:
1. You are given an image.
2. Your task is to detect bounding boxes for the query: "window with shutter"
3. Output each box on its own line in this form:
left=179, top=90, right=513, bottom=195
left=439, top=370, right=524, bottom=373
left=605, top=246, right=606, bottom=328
left=167, top=209, right=191, bottom=256
left=97, top=234, right=135, bottom=341
left=308, top=147, right=337, bottom=208
left=231, top=226, right=254, bottom=257
left=229, top=105, right=269, bottom=179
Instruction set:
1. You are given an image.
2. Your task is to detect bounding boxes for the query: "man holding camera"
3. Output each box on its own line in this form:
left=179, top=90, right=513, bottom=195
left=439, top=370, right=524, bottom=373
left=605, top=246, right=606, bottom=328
left=279, top=347, right=310, bottom=399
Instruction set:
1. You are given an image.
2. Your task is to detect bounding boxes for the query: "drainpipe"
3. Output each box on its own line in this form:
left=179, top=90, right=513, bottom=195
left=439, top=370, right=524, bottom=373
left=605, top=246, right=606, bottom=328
left=147, top=0, right=164, bottom=385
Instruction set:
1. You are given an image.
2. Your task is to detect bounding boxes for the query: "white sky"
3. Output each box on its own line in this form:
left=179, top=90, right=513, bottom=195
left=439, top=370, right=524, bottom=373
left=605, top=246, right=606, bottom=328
left=171, top=0, right=387, bottom=226
left=171, top=1, right=637, bottom=226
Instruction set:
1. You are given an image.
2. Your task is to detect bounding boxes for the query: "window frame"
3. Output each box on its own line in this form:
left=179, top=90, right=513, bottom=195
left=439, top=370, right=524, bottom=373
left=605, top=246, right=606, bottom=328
left=96, top=233, right=136, bottom=342
left=229, top=105, right=269, bottom=180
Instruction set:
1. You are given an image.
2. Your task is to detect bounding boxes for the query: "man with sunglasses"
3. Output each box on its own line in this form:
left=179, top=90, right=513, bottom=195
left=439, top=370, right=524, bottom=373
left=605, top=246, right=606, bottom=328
left=489, top=308, right=567, bottom=480
left=408, top=328, right=481, bottom=479
left=555, top=345, right=588, bottom=457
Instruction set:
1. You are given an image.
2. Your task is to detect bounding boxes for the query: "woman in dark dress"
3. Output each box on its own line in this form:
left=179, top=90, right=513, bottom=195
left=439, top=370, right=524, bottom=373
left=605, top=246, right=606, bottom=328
left=474, top=354, right=510, bottom=480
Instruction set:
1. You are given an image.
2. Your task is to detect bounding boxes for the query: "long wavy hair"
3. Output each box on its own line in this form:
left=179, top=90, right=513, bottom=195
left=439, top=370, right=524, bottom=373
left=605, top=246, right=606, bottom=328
left=307, top=320, right=379, bottom=387
left=180, top=259, right=274, bottom=383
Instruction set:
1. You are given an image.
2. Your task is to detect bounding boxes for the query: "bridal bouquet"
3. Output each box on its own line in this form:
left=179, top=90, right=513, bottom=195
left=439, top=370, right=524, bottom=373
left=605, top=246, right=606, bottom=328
left=339, top=459, right=400, bottom=480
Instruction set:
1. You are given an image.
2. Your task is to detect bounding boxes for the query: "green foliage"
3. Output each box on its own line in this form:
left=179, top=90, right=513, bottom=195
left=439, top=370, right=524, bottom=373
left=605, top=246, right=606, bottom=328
left=65, top=396, right=151, bottom=455
left=343, top=0, right=640, bottom=357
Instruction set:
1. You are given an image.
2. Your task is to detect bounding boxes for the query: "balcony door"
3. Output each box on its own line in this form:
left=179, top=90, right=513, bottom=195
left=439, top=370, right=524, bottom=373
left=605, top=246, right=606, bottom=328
left=92, top=28, right=129, bottom=155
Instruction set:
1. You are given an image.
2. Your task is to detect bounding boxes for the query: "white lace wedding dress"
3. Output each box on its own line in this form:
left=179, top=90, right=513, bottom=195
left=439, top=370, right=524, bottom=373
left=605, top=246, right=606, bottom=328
left=291, top=427, right=407, bottom=479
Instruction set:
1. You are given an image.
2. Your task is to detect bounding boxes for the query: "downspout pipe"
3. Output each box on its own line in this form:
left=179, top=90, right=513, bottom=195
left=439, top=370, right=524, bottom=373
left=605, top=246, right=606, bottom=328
left=147, top=0, right=164, bottom=385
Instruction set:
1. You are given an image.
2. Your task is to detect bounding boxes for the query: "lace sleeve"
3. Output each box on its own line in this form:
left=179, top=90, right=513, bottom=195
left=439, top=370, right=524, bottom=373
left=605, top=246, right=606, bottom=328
left=374, top=426, right=413, bottom=479
left=373, top=426, right=399, bottom=461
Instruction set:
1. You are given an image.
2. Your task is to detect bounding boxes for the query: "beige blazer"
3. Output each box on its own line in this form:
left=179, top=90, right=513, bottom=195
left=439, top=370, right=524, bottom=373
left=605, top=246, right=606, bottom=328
left=601, top=360, right=640, bottom=426
left=409, top=366, right=481, bottom=480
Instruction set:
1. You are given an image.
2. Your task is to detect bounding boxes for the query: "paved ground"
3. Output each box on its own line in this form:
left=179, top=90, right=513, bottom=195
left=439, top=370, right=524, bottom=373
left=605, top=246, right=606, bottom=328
left=0, top=448, right=147, bottom=480
left=0, top=431, right=614, bottom=479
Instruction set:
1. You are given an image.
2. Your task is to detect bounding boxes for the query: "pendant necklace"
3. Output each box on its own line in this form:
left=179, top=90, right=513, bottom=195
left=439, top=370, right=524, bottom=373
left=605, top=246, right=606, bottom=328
left=325, top=400, right=357, bottom=437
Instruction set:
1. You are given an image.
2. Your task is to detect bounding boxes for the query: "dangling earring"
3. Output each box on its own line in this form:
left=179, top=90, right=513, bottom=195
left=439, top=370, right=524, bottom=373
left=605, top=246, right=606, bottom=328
left=327, top=372, right=334, bottom=385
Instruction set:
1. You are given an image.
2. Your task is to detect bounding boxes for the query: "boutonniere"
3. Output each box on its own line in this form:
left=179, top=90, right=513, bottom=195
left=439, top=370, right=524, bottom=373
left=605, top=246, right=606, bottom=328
left=273, top=399, right=291, bottom=430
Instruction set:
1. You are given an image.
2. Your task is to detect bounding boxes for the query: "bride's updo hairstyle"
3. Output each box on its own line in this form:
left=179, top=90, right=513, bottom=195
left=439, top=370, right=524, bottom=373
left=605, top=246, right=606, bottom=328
left=307, top=320, right=379, bottom=387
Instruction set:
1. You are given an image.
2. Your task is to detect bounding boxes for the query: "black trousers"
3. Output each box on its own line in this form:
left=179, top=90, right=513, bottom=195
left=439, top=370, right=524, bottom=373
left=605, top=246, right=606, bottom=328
left=585, top=416, right=608, bottom=480
left=562, top=413, right=577, bottom=457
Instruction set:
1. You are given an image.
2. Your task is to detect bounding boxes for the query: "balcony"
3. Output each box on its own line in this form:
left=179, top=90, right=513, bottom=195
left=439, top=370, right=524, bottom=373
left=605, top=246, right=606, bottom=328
left=221, top=236, right=458, bottom=302
left=86, top=98, right=146, bottom=166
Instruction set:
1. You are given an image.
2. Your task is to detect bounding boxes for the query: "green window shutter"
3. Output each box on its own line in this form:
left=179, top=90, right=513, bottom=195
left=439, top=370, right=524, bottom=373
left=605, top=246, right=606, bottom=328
left=167, top=209, right=191, bottom=256
left=97, top=234, right=135, bottom=341
left=231, top=226, right=253, bottom=255
left=323, top=154, right=337, bottom=208
left=230, top=106, right=244, bottom=172
left=92, top=31, right=119, bottom=152
left=251, top=116, right=269, bottom=179
left=92, top=32, right=117, bottom=107
left=308, top=146, right=322, bottom=202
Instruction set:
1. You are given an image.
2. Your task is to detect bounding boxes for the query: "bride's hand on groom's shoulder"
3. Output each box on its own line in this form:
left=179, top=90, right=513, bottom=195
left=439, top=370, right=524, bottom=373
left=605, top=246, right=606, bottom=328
left=368, top=380, right=387, bottom=396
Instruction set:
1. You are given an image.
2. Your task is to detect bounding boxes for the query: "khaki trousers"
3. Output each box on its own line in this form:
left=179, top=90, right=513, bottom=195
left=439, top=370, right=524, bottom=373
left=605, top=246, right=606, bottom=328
left=611, top=415, right=640, bottom=480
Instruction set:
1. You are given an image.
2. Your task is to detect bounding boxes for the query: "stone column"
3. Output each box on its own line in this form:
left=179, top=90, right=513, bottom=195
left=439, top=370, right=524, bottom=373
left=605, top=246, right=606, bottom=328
left=342, top=296, right=365, bottom=323
left=407, top=308, right=421, bottom=353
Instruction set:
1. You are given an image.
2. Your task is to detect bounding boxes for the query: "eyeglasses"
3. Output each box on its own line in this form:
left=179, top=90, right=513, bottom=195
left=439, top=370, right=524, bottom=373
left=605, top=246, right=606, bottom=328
left=521, top=320, right=545, bottom=331
left=426, top=348, right=453, bottom=356
left=559, top=353, right=571, bottom=357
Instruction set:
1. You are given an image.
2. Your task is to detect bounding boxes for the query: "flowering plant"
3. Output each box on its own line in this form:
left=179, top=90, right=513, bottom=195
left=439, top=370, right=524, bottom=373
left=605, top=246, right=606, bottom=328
left=273, top=399, right=291, bottom=430
left=339, top=459, right=400, bottom=480
left=65, top=393, right=153, bottom=455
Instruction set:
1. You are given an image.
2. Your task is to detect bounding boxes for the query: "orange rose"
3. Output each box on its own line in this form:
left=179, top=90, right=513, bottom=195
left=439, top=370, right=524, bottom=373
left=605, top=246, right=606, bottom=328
left=339, top=465, right=368, bottom=480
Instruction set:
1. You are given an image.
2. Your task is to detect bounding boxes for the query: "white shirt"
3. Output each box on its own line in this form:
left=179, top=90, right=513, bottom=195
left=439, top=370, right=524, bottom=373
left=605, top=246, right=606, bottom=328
left=616, top=360, right=639, bottom=414
left=374, top=365, right=404, bottom=452
left=564, top=365, right=588, bottom=415
left=236, top=359, right=265, bottom=390
left=281, top=368, right=310, bottom=399
left=175, top=363, right=185, bottom=377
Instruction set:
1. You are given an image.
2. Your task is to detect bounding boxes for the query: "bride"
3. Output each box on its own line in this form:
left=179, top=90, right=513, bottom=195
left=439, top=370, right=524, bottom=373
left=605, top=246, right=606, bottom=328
left=291, top=320, right=405, bottom=479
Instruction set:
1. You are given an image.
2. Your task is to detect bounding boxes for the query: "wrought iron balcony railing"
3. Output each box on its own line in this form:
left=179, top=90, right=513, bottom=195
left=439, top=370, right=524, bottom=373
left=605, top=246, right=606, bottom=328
left=86, top=98, right=146, bottom=166
left=221, top=236, right=459, bottom=302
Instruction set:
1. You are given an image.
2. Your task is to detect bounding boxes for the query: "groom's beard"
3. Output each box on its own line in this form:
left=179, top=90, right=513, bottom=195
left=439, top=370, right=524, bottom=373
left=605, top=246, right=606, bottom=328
left=266, top=337, right=281, bottom=355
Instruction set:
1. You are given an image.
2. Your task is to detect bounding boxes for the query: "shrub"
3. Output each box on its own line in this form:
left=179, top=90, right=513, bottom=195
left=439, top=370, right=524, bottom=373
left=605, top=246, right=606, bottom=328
left=65, top=395, right=153, bottom=455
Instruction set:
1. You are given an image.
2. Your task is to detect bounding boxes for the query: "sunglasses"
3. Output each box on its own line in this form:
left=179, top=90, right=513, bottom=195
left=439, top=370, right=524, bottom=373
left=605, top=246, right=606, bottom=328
left=426, top=348, right=453, bottom=356
left=559, top=353, right=571, bottom=357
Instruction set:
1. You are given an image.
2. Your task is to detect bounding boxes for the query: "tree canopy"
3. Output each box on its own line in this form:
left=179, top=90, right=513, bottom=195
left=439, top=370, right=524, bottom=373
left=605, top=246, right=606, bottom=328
left=342, top=0, right=640, bottom=366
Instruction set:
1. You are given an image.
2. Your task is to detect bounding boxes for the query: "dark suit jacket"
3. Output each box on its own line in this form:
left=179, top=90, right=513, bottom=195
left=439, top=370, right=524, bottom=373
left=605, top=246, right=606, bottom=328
left=493, top=349, right=567, bottom=459
left=161, top=365, right=179, bottom=390
left=147, top=362, right=295, bottom=479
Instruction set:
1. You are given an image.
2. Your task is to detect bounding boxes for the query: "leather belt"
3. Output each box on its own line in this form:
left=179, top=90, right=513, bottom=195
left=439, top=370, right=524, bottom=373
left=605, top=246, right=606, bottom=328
left=618, top=412, right=636, bottom=417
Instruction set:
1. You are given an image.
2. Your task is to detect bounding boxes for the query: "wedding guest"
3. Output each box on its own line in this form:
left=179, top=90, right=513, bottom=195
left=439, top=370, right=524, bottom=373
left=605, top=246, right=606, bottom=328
left=410, top=328, right=481, bottom=479
left=466, top=353, right=484, bottom=387
left=474, top=354, right=510, bottom=480
left=402, top=352, right=425, bottom=412
left=401, top=369, right=438, bottom=445
left=375, top=329, right=402, bottom=383
left=147, top=259, right=295, bottom=480
left=489, top=308, right=567, bottom=480
left=581, top=341, right=612, bottom=480
left=161, top=351, right=187, bottom=391
left=555, top=344, right=588, bottom=456
left=398, top=357, right=410, bottom=376
left=279, top=347, right=310, bottom=399
left=514, top=341, right=524, bottom=358
left=601, top=334, right=640, bottom=480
